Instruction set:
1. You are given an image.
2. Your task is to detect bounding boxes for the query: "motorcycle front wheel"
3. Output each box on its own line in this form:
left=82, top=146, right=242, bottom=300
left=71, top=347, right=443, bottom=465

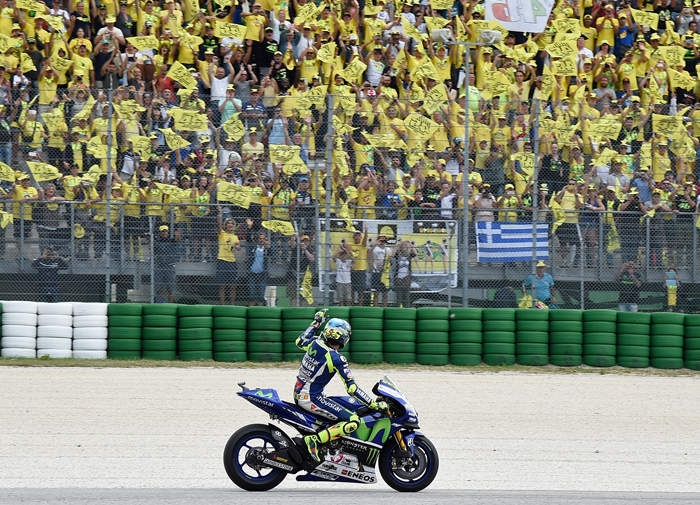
left=223, top=423, right=287, bottom=491
left=378, top=434, right=439, bottom=492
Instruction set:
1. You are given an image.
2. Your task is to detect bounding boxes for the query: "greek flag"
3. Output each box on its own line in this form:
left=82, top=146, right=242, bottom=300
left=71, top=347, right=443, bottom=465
left=476, top=222, right=549, bottom=263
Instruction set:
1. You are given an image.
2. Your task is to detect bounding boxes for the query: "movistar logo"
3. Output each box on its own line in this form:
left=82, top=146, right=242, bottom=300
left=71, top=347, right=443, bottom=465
left=366, top=447, right=380, bottom=465
left=355, top=418, right=391, bottom=444
left=255, top=390, right=274, bottom=398
left=308, top=348, right=317, bottom=357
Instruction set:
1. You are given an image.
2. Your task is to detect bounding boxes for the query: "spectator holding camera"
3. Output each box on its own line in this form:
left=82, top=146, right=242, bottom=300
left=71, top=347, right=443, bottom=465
left=332, top=242, right=354, bottom=307
left=615, top=260, right=643, bottom=312
left=391, top=239, right=417, bottom=309
left=617, top=187, right=644, bottom=263
left=33, top=247, right=69, bottom=303
left=368, top=233, right=391, bottom=308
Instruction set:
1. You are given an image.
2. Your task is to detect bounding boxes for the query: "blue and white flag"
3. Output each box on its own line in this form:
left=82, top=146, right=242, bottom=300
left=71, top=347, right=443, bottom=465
left=476, top=222, right=549, bottom=263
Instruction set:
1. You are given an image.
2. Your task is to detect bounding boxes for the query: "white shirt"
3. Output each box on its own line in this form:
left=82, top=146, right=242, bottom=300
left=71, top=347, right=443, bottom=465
left=371, top=245, right=392, bottom=272
left=210, top=75, right=230, bottom=104
left=334, top=257, right=353, bottom=284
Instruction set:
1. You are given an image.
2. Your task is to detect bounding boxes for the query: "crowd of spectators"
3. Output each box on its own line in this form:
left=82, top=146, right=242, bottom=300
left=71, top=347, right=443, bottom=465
left=2, top=0, right=700, bottom=280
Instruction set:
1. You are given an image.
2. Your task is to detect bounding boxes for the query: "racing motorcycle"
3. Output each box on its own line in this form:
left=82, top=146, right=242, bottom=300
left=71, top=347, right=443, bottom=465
left=224, top=376, right=439, bottom=492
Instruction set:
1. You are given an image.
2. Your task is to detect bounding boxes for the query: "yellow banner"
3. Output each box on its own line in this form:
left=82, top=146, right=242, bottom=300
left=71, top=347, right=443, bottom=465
left=404, top=113, right=439, bottom=140
left=27, top=161, right=60, bottom=182
left=423, top=84, right=448, bottom=115
left=658, top=46, right=685, bottom=68
left=545, top=39, right=577, bottom=58
left=591, top=117, right=622, bottom=140
left=316, top=42, right=336, bottom=63
left=425, top=16, right=451, bottom=33
left=222, top=114, right=245, bottom=141
left=159, top=128, right=192, bottom=150
left=341, top=58, right=367, bottom=83
left=631, top=8, right=659, bottom=31
left=217, top=181, right=252, bottom=208
left=167, top=61, right=197, bottom=89
left=0, top=210, right=11, bottom=229
left=215, top=22, right=247, bottom=40
left=551, top=56, right=577, bottom=77
left=262, top=219, right=295, bottom=235
left=430, top=0, right=453, bottom=9
left=170, top=107, right=209, bottom=131
left=332, top=115, right=355, bottom=135
left=0, top=161, right=14, bottom=181
left=269, top=144, right=301, bottom=164
left=653, top=113, right=685, bottom=139
left=550, top=198, right=565, bottom=234
left=127, top=35, right=160, bottom=51
left=131, top=135, right=152, bottom=158
left=668, top=68, right=695, bottom=90
left=552, top=17, right=580, bottom=33
left=16, top=0, right=46, bottom=11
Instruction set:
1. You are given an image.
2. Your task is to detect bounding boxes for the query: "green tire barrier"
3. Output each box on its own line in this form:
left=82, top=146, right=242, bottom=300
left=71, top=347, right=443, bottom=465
left=177, top=305, right=213, bottom=361
left=482, top=308, right=515, bottom=367
left=27, top=304, right=700, bottom=370
left=549, top=309, right=583, bottom=366
left=516, top=309, right=549, bottom=366
left=107, top=303, right=143, bottom=360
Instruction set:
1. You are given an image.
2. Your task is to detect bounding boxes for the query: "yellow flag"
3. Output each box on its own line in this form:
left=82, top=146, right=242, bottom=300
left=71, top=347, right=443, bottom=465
left=170, top=107, right=209, bottom=131
left=222, top=113, right=245, bottom=141
left=615, top=178, right=625, bottom=201
left=262, top=220, right=296, bottom=236
left=159, top=128, right=192, bottom=150
left=550, top=198, right=566, bottom=234
left=0, top=161, right=14, bottom=181
left=300, top=266, right=314, bottom=305
left=641, top=208, right=656, bottom=223
left=338, top=202, right=355, bottom=232
left=696, top=214, right=700, bottom=229
left=127, top=35, right=160, bottom=51
left=217, top=181, right=252, bottom=208
left=0, top=210, right=11, bottom=228
left=215, top=21, right=247, bottom=40
left=167, top=61, right=198, bottom=89
left=26, top=161, right=60, bottom=182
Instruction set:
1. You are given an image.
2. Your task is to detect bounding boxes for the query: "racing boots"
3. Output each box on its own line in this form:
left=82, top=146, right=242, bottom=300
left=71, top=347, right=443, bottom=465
left=304, top=434, right=321, bottom=463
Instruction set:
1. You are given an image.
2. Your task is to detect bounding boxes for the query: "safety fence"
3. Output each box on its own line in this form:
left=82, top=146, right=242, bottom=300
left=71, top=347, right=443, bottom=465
left=2, top=302, right=700, bottom=372
left=2, top=199, right=700, bottom=311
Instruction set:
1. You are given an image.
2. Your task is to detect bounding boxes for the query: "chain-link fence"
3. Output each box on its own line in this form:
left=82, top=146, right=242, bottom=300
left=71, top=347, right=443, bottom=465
left=2, top=90, right=700, bottom=311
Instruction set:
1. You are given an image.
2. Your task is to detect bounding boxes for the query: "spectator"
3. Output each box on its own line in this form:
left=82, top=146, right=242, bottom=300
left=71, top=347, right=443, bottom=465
left=615, top=260, right=643, bottom=312
left=617, top=187, right=644, bottom=263
left=246, top=218, right=270, bottom=307
left=216, top=207, right=242, bottom=306
left=391, top=239, right=417, bottom=309
left=368, top=233, right=391, bottom=308
left=32, top=246, right=69, bottom=303
left=554, top=181, right=584, bottom=268
left=153, top=225, right=181, bottom=303
left=522, top=260, right=557, bottom=308
left=332, top=244, right=354, bottom=307
left=349, top=225, right=369, bottom=307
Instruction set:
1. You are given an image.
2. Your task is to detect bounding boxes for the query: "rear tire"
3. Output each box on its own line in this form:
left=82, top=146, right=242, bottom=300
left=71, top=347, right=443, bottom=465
left=223, top=424, right=287, bottom=491
left=379, top=434, right=439, bottom=492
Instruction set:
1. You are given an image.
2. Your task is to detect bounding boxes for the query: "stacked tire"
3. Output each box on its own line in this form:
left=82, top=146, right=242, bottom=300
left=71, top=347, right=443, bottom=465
left=650, top=312, right=685, bottom=369
left=515, top=309, right=549, bottom=366
left=549, top=309, right=583, bottom=366
left=177, top=305, right=214, bottom=361
left=36, top=303, right=74, bottom=358
left=107, top=303, right=143, bottom=360
left=616, top=312, right=651, bottom=368
left=1, top=301, right=37, bottom=358
left=247, top=307, right=283, bottom=362
left=212, top=306, right=247, bottom=363
left=482, top=308, right=516, bottom=366
left=415, top=307, right=449, bottom=366
left=141, top=304, right=178, bottom=360
left=383, top=307, right=416, bottom=365
left=448, top=308, right=482, bottom=366
left=683, top=314, right=700, bottom=371
left=583, top=309, right=617, bottom=367
left=72, top=303, right=108, bottom=359
left=349, top=307, right=383, bottom=364
left=282, top=307, right=317, bottom=362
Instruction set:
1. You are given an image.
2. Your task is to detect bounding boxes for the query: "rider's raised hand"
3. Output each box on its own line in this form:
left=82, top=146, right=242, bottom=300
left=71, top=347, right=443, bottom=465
left=313, top=308, right=328, bottom=326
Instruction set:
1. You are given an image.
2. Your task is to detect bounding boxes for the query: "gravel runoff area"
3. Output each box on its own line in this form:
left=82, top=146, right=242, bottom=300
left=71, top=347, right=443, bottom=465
left=0, top=366, right=699, bottom=492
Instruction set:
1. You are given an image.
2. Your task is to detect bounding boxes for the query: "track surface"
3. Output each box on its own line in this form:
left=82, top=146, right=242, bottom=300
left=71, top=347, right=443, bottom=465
left=1, top=367, right=699, bottom=503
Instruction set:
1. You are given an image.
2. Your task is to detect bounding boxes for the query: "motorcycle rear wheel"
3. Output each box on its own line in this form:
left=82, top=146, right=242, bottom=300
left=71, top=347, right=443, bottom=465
left=379, top=434, right=439, bottom=492
left=223, top=424, right=287, bottom=491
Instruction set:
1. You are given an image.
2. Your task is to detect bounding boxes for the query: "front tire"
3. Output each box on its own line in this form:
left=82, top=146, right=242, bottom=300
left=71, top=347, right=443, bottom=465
left=223, top=423, right=287, bottom=491
left=379, top=434, right=439, bottom=492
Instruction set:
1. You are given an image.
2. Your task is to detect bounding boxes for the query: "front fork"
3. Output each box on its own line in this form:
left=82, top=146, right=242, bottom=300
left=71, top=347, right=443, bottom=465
left=394, top=430, right=416, bottom=457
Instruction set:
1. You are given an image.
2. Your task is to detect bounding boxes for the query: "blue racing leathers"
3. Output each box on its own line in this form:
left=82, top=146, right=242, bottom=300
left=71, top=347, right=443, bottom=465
left=294, top=324, right=373, bottom=422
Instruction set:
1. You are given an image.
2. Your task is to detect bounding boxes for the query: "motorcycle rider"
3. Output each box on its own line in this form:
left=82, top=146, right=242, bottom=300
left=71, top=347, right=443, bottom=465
left=294, top=309, right=388, bottom=463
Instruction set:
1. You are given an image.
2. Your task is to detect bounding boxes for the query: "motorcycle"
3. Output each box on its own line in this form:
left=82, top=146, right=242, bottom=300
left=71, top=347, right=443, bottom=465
left=223, top=376, right=439, bottom=492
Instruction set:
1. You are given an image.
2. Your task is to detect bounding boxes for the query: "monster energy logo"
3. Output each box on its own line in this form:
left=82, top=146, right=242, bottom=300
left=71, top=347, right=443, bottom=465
left=255, top=390, right=274, bottom=398
left=366, top=447, right=380, bottom=465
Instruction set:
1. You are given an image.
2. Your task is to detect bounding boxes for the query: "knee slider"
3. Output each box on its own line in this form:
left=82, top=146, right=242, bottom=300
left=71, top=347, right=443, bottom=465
left=342, top=415, right=360, bottom=435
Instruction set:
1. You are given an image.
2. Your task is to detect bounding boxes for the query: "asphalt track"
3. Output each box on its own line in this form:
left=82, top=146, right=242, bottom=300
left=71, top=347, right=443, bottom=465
left=1, top=366, right=700, bottom=505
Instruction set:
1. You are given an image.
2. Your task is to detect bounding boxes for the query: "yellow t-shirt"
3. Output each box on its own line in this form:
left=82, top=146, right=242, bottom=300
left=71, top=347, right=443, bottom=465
left=217, top=231, right=239, bottom=262
left=12, top=186, right=38, bottom=220
left=244, top=14, right=266, bottom=42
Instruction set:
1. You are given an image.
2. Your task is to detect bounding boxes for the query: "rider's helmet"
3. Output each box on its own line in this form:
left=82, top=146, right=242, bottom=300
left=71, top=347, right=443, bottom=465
left=321, top=318, right=351, bottom=349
